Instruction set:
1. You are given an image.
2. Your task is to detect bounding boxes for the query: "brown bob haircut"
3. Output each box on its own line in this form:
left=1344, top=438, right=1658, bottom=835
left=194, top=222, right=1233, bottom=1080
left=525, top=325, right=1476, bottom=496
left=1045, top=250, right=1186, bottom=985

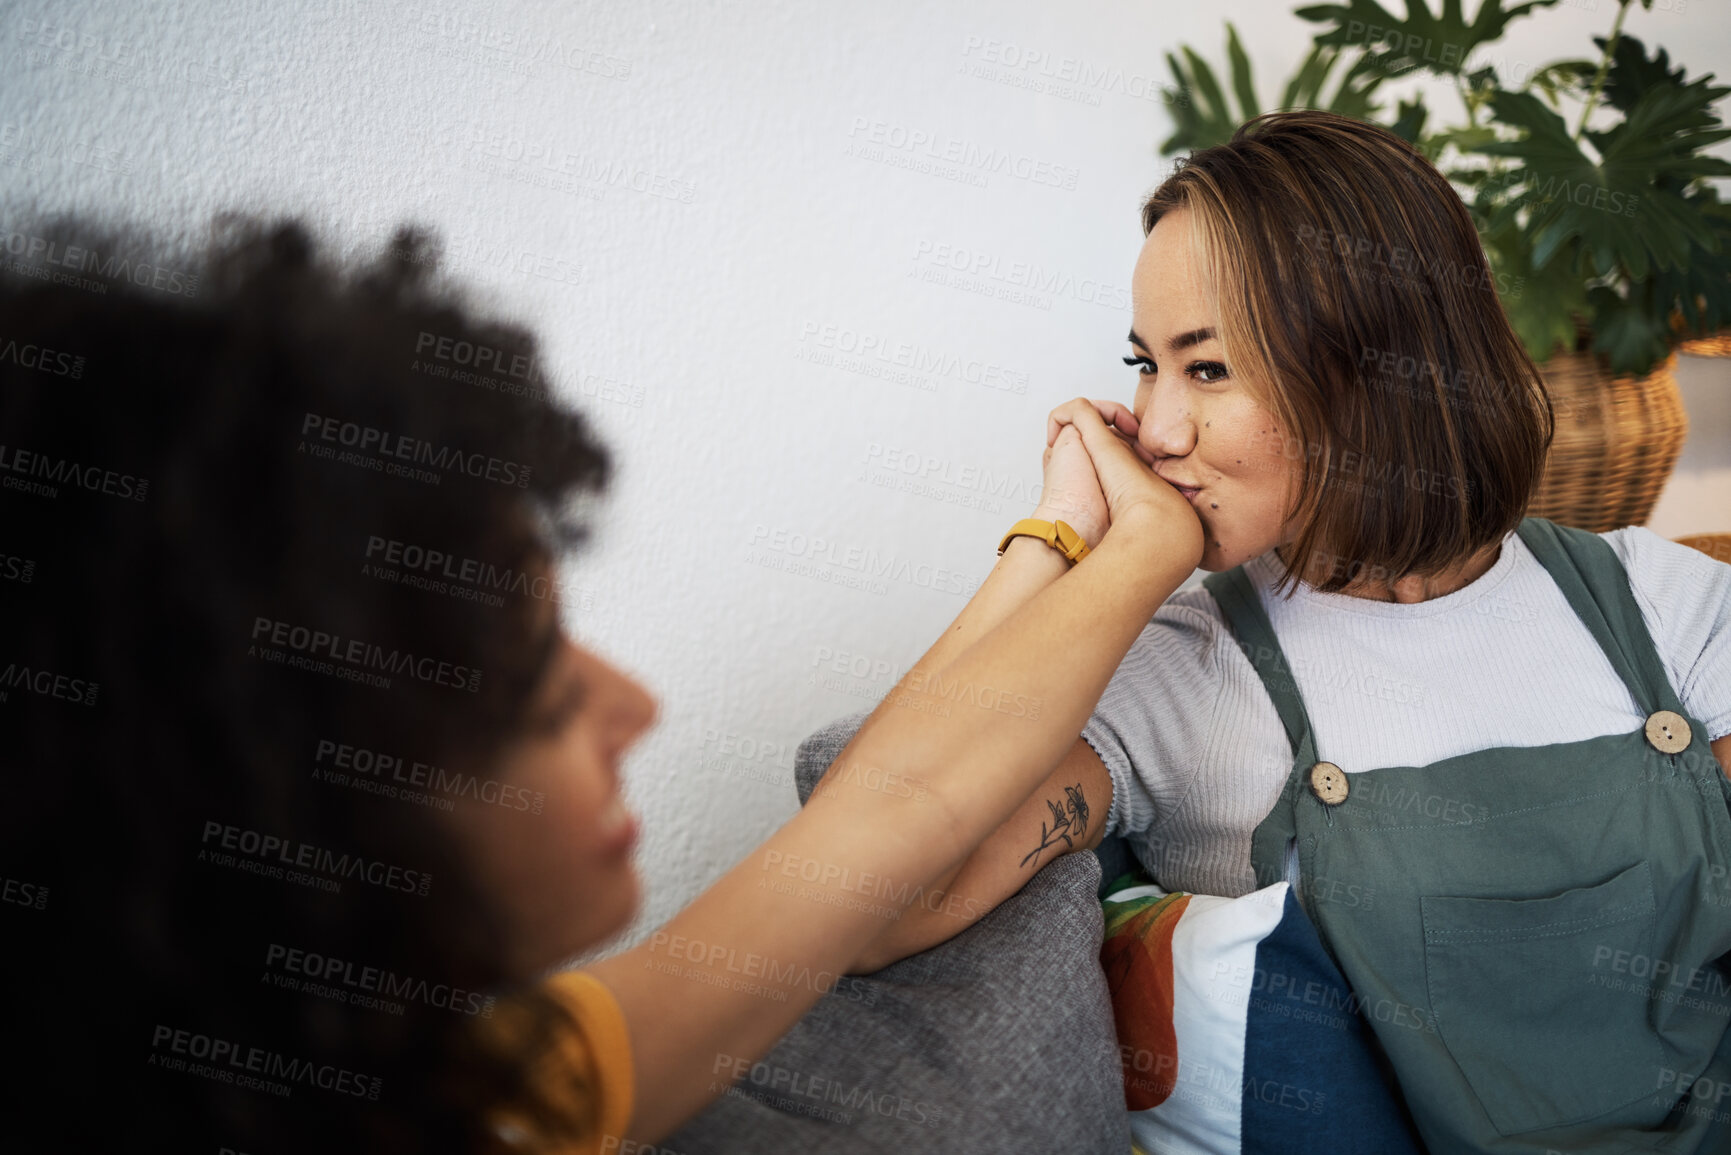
left=1142, top=109, right=1554, bottom=594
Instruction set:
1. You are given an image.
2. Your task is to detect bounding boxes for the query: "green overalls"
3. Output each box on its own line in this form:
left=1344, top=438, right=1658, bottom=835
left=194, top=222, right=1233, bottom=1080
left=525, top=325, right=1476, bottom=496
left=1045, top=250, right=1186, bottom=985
left=1203, top=517, right=1731, bottom=1154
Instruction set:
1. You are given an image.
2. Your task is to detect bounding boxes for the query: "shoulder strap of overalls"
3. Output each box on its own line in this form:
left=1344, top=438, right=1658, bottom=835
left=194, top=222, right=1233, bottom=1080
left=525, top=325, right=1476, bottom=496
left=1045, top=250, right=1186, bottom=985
left=1203, top=564, right=1318, bottom=891
left=1201, top=565, right=1317, bottom=768
left=1514, top=516, right=1684, bottom=716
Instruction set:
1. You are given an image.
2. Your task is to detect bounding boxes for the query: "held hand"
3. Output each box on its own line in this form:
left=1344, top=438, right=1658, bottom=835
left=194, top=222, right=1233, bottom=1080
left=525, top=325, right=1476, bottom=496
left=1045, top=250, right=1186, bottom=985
left=1045, top=398, right=1203, bottom=566
left=1032, top=422, right=1110, bottom=546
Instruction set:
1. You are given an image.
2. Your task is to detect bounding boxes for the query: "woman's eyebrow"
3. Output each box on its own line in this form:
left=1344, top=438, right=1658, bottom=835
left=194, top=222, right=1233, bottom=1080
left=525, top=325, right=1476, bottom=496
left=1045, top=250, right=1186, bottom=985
left=1167, top=327, right=1217, bottom=352
left=1126, top=327, right=1218, bottom=353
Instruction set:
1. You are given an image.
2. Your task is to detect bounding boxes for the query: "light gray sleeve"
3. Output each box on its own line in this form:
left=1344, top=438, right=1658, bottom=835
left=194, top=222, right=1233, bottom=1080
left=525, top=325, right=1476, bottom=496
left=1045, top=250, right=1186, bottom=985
left=1609, top=527, right=1731, bottom=740
left=1079, top=592, right=1228, bottom=839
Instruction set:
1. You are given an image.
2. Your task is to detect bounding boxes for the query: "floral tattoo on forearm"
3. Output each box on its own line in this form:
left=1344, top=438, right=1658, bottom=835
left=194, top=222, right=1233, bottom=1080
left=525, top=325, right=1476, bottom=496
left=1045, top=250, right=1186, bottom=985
left=1020, top=783, right=1090, bottom=868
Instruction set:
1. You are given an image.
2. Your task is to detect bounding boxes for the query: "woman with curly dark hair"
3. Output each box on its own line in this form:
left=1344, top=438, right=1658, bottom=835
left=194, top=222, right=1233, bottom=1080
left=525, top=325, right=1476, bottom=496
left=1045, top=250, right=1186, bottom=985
left=0, top=214, right=1191, bottom=1152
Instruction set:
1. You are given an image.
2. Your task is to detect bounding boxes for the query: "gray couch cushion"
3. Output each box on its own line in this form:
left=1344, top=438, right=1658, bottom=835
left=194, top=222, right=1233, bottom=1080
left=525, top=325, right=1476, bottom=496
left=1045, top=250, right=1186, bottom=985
left=665, top=711, right=1130, bottom=1154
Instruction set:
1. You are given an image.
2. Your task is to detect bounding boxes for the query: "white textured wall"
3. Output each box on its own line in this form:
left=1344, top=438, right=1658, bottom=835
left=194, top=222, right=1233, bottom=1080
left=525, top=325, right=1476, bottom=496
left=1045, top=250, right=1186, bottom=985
left=5, top=0, right=1727, bottom=951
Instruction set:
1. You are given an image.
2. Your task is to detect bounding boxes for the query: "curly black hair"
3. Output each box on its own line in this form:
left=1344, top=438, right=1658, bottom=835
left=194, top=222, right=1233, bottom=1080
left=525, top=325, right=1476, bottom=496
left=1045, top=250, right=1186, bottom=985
left=0, top=215, right=613, bottom=1152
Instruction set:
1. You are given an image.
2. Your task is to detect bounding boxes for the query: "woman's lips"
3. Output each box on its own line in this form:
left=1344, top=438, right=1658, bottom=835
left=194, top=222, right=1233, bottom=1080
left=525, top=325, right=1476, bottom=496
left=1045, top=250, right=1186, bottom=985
left=1156, top=470, right=1202, bottom=501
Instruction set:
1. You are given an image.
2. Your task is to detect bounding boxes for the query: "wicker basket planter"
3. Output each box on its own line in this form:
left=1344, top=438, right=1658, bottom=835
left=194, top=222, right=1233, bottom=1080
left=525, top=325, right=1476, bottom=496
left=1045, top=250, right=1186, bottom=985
left=1679, top=331, right=1731, bottom=358
left=1525, top=351, right=1688, bottom=533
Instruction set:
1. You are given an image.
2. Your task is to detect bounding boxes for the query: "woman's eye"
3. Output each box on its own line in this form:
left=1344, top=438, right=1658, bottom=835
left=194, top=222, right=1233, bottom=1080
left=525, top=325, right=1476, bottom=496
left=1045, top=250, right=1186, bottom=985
left=1188, top=360, right=1229, bottom=384
left=1122, top=355, right=1155, bottom=376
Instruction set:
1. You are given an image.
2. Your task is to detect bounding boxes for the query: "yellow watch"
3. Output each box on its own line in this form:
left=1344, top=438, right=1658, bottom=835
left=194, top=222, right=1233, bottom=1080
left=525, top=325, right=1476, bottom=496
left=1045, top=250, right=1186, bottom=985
left=997, top=517, right=1091, bottom=565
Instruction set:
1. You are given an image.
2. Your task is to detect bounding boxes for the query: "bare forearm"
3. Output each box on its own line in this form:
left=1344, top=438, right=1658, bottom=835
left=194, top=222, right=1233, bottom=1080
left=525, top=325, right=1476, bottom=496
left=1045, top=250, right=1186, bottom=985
left=822, top=506, right=1188, bottom=856
left=594, top=794, right=951, bottom=1141
left=895, top=534, right=1071, bottom=688
left=849, top=735, right=1113, bottom=973
left=802, top=536, right=1062, bottom=833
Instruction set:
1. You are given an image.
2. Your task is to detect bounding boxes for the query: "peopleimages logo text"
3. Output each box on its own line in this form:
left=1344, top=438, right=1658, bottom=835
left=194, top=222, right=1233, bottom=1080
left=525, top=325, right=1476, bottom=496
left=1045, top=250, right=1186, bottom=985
left=149, top=1023, right=380, bottom=1098
left=300, top=412, right=532, bottom=488
left=0, top=443, right=148, bottom=500
left=0, top=230, right=199, bottom=296
left=250, top=616, right=483, bottom=692
left=201, top=820, right=433, bottom=896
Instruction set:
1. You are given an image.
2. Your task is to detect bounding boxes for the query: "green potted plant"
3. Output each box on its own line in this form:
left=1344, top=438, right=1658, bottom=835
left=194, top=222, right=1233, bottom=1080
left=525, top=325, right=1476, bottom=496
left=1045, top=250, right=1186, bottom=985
left=1162, top=0, right=1731, bottom=531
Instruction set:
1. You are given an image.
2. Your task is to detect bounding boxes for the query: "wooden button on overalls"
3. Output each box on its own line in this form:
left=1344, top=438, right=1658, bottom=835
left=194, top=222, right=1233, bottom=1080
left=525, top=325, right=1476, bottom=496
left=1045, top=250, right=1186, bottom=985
left=1308, top=761, right=1348, bottom=805
left=1645, top=709, right=1691, bottom=754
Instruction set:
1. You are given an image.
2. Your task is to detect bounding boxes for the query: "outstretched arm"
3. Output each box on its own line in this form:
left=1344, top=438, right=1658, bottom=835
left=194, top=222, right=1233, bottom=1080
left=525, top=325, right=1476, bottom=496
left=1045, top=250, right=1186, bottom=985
left=588, top=399, right=1201, bottom=1144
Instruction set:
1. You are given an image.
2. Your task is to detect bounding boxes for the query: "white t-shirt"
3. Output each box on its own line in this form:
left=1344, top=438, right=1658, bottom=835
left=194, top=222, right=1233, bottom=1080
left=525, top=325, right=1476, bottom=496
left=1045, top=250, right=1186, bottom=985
left=1080, top=526, right=1731, bottom=897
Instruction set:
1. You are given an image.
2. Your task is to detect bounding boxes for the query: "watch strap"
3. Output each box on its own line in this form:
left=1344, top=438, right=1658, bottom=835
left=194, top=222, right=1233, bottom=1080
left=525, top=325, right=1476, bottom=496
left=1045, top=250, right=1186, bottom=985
left=997, top=518, right=1091, bottom=564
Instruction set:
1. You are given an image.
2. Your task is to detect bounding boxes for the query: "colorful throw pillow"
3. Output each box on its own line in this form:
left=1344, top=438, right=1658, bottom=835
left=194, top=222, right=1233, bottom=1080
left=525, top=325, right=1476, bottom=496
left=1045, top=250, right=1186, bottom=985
left=1102, top=878, right=1424, bottom=1155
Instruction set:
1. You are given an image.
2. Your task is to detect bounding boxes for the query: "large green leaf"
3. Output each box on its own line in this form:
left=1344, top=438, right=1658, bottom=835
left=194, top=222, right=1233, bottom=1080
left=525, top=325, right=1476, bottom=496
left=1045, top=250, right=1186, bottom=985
left=1226, top=24, right=1260, bottom=121
left=1471, top=85, right=1731, bottom=280
left=1162, top=47, right=1240, bottom=152
left=1326, top=54, right=1390, bottom=119
left=1585, top=80, right=1731, bottom=185
left=1588, top=284, right=1673, bottom=372
left=1160, top=27, right=1393, bottom=154
left=1475, top=191, right=1588, bottom=361
left=1599, top=34, right=1685, bottom=114
left=1390, top=97, right=1428, bottom=142
left=1185, top=46, right=1234, bottom=132
left=1652, top=190, right=1731, bottom=337
left=1281, top=43, right=1339, bottom=108
left=1526, top=59, right=1596, bottom=109
left=1294, top=0, right=1560, bottom=80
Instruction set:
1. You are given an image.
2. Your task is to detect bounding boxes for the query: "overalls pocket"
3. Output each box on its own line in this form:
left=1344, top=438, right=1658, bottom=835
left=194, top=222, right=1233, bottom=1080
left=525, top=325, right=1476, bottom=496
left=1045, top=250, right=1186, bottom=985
left=1420, top=860, right=1665, bottom=1136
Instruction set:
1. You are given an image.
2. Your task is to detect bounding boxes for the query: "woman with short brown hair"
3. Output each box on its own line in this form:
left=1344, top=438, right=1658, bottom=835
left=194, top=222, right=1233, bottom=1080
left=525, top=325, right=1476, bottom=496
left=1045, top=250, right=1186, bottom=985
left=1138, top=109, right=1550, bottom=589
left=841, top=110, right=1731, bottom=1152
